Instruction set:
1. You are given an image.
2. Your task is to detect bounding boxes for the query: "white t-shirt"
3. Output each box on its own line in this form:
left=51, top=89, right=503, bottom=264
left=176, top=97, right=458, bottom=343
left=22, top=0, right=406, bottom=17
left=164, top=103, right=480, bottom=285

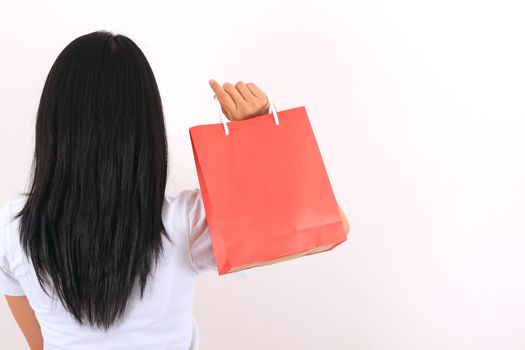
left=0, top=188, right=253, bottom=350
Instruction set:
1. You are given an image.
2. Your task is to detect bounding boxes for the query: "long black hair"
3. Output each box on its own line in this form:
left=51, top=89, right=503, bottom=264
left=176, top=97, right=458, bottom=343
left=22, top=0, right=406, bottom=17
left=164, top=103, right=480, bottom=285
left=12, top=30, right=172, bottom=331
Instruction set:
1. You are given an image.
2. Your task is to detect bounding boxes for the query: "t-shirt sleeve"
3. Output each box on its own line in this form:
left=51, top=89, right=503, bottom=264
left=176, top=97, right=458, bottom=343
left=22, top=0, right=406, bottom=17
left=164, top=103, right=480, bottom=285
left=186, top=188, right=254, bottom=278
left=0, top=199, right=25, bottom=296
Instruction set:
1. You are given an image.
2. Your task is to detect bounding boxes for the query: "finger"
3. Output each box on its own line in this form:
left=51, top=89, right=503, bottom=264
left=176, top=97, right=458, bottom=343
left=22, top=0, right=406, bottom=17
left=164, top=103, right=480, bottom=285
left=223, top=82, right=245, bottom=109
left=214, top=95, right=236, bottom=121
left=246, top=82, right=266, bottom=99
left=219, top=104, right=232, bottom=121
left=209, top=79, right=236, bottom=115
left=235, top=81, right=256, bottom=102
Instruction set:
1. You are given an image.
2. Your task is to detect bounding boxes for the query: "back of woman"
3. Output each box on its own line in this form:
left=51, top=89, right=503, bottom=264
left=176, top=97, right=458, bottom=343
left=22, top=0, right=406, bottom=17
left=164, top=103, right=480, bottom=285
left=0, top=31, right=262, bottom=349
left=0, top=31, right=237, bottom=350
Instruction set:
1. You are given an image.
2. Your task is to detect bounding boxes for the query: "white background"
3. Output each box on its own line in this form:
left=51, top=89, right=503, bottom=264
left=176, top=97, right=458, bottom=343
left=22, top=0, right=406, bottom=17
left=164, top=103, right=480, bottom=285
left=1, top=1, right=524, bottom=349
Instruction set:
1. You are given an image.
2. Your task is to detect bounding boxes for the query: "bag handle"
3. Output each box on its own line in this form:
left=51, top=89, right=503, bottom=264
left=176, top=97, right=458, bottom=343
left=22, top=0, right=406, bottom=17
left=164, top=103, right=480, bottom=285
left=213, top=93, right=280, bottom=136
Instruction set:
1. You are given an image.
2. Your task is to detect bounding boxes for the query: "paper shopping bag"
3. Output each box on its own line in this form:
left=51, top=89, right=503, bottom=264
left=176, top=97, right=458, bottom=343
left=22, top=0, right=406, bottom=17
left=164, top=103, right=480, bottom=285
left=189, top=105, right=347, bottom=275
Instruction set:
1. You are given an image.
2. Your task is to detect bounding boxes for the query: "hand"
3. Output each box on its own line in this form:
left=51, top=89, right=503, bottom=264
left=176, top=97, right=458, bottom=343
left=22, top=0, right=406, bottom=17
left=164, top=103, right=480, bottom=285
left=208, top=79, right=270, bottom=121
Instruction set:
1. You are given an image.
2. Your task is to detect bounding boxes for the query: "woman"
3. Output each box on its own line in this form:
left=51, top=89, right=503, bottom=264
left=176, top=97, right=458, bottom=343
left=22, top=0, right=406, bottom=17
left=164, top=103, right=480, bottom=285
left=0, top=30, right=350, bottom=349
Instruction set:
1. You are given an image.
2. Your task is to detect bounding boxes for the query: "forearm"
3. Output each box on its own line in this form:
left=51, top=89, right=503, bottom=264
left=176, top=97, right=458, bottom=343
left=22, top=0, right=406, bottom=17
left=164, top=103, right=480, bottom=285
left=5, top=295, right=44, bottom=350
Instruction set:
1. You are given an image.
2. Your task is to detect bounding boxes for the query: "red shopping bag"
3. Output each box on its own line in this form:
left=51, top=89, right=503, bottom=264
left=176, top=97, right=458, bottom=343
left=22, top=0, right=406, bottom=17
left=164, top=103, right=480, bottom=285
left=189, top=98, right=347, bottom=275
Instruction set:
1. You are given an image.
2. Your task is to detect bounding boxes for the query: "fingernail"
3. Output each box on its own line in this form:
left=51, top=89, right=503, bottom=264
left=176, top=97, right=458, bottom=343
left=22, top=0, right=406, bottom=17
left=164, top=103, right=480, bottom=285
left=209, top=79, right=216, bottom=84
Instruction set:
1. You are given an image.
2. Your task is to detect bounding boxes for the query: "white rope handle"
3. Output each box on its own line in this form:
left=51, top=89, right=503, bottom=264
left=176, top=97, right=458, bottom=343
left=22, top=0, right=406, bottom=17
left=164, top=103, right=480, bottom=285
left=213, top=93, right=279, bottom=136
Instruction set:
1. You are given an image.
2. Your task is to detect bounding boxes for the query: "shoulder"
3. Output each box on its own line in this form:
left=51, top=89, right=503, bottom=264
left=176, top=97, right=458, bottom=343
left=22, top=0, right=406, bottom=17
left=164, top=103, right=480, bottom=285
left=166, top=188, right=201, bottom=202
left=0, top=194, right=28, bottom=259
left=0, top=193, right=27, bottom=229
left=165, top=188, right=207, bottom=237
left=165, top=188, right=202, bottom=214
left=162, top=188, right=204, bottom=231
